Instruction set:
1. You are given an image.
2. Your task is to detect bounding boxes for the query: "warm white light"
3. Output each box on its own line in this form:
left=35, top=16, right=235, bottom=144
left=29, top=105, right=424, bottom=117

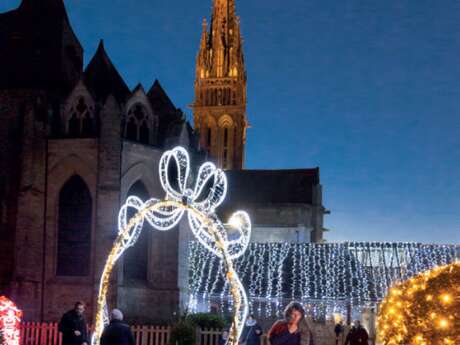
left=92, top=147, right=251, bottom=345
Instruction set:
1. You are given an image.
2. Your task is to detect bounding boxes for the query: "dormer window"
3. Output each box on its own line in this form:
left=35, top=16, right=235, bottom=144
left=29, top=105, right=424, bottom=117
left=66, top=97, right=95, bottom=138
left=123, top=104, right=152, bottom=145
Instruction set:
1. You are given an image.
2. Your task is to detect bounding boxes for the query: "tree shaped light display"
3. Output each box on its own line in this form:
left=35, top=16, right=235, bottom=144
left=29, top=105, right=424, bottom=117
left=91, top=147, right=251, bottom=345
left=377, top=262, right=460, bottom=345
left=0, top=296, right=22, bottom=345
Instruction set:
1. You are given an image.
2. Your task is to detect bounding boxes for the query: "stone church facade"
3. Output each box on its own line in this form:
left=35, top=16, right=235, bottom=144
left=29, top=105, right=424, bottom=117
left=0, top=0, right=327, bottom=323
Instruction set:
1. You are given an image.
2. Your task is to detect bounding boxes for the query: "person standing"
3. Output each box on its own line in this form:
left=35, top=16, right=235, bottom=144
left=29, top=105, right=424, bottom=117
left=220, top=330, right=230, bottom=345
left=240, top=315, right=263, bottom=345
left=59, top=302, right=88, bottom=345
left=334, top=320, right=344, bottom=345
left=268, top=302, right=307, bottom=345
left=100, top=309, right=135, bottom=345
left=344, top=321, right=369, bottom=345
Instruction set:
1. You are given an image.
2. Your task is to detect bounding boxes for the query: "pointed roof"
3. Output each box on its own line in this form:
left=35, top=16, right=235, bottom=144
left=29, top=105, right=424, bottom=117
left=84, top=40, right=130, bottom=104
left=0, top=0, right=83, bottom=91
left=132, top=83, right=145, bottom=94
left=147, top=79, right=177, bottom=115
left=147, top=79, right=184, bottom=146
left=18, top=0, right=67, bottom=14
left=164, top=119, right=198, bottom=149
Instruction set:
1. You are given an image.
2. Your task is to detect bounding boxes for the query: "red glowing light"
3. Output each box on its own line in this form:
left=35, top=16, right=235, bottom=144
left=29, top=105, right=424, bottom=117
left=0, top=296, right=22, bottom=345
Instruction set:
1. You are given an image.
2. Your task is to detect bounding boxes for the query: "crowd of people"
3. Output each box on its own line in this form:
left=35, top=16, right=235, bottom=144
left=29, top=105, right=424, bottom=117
left=58, top=301, right=369, bottom=345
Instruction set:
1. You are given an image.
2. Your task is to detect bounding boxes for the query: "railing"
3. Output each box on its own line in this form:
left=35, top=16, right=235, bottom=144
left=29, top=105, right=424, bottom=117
left=131, top=325, right=170, bottom=345
left=20, top=323, right=171, bottom=345
left=20, top=322, right=355, bottom=345
left=21, top=322, right=62, bottom=345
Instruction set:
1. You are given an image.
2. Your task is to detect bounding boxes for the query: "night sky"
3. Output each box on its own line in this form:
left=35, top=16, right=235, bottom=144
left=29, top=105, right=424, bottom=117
left=2, top=0, right=459, bottom=244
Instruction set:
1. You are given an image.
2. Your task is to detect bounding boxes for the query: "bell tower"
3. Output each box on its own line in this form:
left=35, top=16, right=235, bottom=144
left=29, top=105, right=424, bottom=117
left=192, top=0, right=248, bottom=170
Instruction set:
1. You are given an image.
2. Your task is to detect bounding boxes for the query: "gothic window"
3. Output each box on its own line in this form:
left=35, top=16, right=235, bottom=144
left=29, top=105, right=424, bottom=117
left=207, top=127, right=212, bottom=147
left=57, top=175, right=92, bottom=276
left=139, top=121, right=149, bottom=144
left=226, top=89, right=230, bottom=105
left=66, top=97, right=95, bottom=138
left=81, top=113, right=93, bottom=137
left=126, top=117, right=137, bottom=141
left=68, top=113, right=79, bottom=137
left=223, top=127, right=230, bottom=168
left=123, top=181, right=149, bottom=283
left=224, top=127, right=229, bottom=144
left=123, top=104, right=151, bottom=145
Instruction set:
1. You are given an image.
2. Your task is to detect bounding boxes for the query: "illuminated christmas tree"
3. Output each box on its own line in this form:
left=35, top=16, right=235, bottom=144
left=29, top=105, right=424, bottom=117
left=377, top=262, right=460, bottom=345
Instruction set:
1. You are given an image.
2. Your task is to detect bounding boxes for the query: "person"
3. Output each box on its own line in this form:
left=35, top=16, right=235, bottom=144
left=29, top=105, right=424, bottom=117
left=100, top=309, right=135, bottom=345
left=240, top=315, right=263, bottom=345
left=58, top=302, right=88, bottom=345
left=268, top=302, right=307, bottom=345
left=334, top=321, right=344, bottom=345
left=220, top=330, right=229, bottom=345
left=344, top=320, right=368, bottom=345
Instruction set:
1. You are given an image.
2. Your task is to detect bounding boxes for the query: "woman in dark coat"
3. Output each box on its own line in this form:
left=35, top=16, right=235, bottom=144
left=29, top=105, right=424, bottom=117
left=268, top=302, right=306, bottom=345
left=240, top=315, right=263, bottom=345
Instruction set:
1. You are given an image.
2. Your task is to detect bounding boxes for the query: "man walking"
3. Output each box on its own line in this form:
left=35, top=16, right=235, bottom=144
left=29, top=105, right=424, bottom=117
left=344, top=321, right=368, bottom=345
left=334, top=320, right=344, bottom=345
left=59, top=302, right=88, bottom=345
left=100, top=309, right=135, bottom=345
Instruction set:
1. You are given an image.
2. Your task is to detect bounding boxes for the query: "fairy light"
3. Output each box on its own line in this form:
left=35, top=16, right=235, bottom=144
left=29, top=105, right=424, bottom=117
left=377, top=262, right=460, bottom=345
left=189, top=242, right=459, bottom=318
left=0, top=296, right=22, bottom=345
left=91, top=147, right=251, bottom=345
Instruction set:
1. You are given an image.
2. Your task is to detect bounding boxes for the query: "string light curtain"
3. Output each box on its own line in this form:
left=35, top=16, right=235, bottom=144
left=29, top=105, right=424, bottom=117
left=188, top=242, right=459, bottom=317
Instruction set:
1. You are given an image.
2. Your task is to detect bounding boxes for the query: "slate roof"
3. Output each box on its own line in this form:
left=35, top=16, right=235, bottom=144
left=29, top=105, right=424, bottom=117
left=147, top=80, right=183, bottom=145
left=84, top=40, right=130, bottom=104
left=223, top=168, right=320, bottom=207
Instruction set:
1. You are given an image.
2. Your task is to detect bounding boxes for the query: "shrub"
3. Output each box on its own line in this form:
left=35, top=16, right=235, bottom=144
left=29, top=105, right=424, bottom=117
left=186, top=313, right=226, bottom=329
left=169, top=320, right=196, bottom=345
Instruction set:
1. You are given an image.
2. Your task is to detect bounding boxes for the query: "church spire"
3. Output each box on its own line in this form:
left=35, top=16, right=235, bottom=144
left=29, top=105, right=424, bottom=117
left=192, top=0, right=248, bottom=170
left=204, top=0, right=243, bottom=78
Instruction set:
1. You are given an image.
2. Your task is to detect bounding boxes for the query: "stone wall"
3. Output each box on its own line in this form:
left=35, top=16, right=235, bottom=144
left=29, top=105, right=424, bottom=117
left=240, top=204, right=315, bottom=243
left=117, top=141, right=181, bottom=323
left=43, top=138, right=98, bottom=321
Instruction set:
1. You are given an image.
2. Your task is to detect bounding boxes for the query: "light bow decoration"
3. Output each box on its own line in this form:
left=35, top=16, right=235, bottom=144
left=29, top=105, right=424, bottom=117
left=91, top=147, right=251, bottom=345
left=0, top=296, right=22, bottom=345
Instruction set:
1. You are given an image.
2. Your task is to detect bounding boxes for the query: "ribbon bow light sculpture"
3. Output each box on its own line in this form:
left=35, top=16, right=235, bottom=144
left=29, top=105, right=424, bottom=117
left=92, top=147, right=251, bottom=345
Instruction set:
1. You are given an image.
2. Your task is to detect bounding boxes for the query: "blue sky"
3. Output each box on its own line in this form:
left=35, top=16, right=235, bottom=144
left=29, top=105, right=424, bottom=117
left=2, top=0, right=459, bottom=244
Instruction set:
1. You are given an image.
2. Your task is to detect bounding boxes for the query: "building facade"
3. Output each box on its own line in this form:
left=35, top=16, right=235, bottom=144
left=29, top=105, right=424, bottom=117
left=0, top=0, right=326, bottom=323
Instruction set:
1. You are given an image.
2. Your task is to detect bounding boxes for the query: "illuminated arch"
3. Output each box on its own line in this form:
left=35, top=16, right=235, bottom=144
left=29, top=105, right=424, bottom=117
left=91, top=147, right=251, bottom=345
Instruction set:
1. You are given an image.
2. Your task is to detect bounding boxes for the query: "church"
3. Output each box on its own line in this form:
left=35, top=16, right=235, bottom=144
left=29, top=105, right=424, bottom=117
left=0, top=0, right=327, bottom=323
